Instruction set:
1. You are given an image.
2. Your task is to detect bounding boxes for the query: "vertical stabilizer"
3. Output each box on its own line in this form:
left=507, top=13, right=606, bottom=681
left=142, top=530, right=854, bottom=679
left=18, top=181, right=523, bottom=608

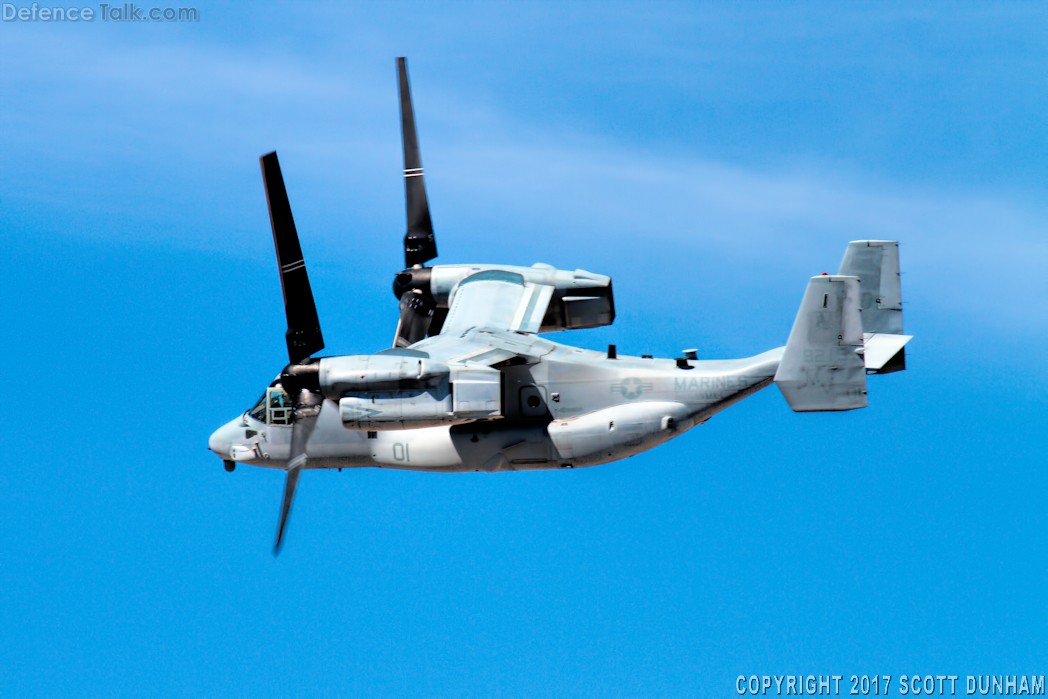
left=839, top=240, right=902, bottom=334
left=775, top=275, right=868, bottom=412
left=839, top=240, right=910, bottom=374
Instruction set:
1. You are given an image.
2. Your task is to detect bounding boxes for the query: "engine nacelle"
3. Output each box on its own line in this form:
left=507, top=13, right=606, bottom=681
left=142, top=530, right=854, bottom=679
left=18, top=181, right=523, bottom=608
left=319, top=353, right=449, bottom=395
left=548, top=402, right=691, bottom=465
left=338, top=365, right=502, bottom=430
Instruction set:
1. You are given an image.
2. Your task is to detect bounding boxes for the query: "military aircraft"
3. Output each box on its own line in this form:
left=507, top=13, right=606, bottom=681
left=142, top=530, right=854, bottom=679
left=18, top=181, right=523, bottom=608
left=208, top=58, right=912, bottom=554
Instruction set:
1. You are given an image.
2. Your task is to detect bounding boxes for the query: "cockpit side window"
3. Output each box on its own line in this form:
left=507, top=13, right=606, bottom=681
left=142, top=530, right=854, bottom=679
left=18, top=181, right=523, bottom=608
left=267, top=386, right=292, bottom=426
left=246, top=385, right=292, bottom=426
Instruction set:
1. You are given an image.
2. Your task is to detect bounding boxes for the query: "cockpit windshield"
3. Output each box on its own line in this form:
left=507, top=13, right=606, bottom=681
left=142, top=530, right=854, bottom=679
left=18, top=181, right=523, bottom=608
left=246, top=384, right=292, bottom=426
left=248, top=393, right=268, bottom=422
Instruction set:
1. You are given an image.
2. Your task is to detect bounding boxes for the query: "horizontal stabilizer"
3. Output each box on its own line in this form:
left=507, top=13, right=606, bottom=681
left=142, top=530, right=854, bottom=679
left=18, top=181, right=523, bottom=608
left=775, top=275, right=868, bottom=412
left=862, top=332, right=911, bottom=374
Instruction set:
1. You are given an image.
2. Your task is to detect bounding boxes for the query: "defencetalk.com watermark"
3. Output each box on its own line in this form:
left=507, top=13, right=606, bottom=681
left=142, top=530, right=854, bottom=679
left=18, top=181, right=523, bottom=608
left=2, top=2, right=198, bottom=22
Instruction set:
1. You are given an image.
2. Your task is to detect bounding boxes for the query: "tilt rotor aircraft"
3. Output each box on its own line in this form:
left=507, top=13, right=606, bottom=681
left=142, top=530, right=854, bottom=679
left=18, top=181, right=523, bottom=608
left=208, top=58, right=912, bottom=554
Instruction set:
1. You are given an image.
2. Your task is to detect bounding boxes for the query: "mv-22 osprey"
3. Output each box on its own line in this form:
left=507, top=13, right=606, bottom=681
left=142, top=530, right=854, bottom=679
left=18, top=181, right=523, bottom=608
left=208, top=58, right=912, bottom=553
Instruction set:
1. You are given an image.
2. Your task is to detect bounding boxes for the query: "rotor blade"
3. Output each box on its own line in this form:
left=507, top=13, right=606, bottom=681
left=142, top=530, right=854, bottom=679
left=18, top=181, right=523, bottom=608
left=393, top=290, right=435, bottom=347
left=272, top=410, right=318, bottom=555
left=260, top=151, right=325, bottom=364
left=397, top=57, right=438, bottom=267
left=273, top=465, right=301, bottom=556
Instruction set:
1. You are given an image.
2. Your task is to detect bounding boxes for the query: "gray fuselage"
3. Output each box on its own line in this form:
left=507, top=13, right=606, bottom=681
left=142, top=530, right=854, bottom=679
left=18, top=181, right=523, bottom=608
left=209, top=336, right=784, bottom=472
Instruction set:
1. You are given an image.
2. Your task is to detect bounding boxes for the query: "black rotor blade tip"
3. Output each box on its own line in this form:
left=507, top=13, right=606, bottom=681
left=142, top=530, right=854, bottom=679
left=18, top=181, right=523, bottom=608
left=259, top=152, right=325, bottom=363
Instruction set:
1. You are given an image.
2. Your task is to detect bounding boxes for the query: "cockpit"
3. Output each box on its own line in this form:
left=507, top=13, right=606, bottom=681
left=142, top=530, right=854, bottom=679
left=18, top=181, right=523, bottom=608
left=247, top=383, right=293, bottom=426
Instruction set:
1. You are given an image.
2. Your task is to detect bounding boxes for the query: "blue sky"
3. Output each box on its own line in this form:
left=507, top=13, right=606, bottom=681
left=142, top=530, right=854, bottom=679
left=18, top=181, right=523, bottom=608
left=2, top=2, right=1046, bottom=695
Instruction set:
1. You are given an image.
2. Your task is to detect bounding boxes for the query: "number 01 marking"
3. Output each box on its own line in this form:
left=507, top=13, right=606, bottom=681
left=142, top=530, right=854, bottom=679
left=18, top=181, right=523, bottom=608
left=393, top=443, right=410, bottom=462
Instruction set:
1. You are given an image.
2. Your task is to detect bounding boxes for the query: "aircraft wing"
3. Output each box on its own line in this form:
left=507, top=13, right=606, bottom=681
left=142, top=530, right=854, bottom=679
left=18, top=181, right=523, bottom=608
left=440, top=270, right=555, bottom=335
left=408, top=270, right=556, bottom=365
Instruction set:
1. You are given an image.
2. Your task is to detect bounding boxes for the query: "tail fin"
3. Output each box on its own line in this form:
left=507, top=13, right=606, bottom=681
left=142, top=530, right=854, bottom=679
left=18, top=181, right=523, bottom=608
left=838, top=240, right=911, bottom=375
left=775, top=275, right=868, bottom=411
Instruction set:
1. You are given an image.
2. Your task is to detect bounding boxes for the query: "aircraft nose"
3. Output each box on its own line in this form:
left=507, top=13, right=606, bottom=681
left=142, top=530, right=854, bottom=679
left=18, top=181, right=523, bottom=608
left=208, top=428, right=224, bottom=456
left=208, top=429, right=222, bottom=455
left=208, top=421, right=234, bottom=457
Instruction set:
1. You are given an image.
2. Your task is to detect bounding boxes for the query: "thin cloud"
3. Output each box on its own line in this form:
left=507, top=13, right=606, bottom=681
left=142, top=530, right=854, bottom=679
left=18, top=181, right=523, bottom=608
left=3, top=24, right=1044, bottom=338
left=425, top=134, right=1048, bottom=336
